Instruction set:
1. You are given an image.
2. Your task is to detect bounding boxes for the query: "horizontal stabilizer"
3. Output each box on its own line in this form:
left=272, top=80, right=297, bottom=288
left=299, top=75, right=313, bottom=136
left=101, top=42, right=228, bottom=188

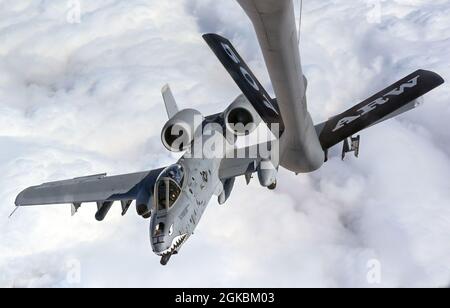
left=317, top=70, right=444, bottom=150
left=203, top=33, right=285, bottom=132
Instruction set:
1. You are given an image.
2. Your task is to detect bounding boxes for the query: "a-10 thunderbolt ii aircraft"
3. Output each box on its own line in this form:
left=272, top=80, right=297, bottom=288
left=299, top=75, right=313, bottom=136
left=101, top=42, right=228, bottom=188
left=14, top=0, right=444, bottom=265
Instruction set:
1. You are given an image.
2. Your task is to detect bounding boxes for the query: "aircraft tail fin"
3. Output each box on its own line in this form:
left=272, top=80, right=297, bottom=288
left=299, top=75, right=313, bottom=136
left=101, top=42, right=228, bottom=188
left=317, top=69, right=444, bottom=150
left=161, top=84, right=180, bottom=119
left=203, top=33, right=285, bottom=133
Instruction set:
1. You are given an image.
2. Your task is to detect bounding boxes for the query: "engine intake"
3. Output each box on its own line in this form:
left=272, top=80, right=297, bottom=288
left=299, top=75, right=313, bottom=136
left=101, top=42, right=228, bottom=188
left=161, top=109, right=203, bottom=152
left=224, top=95, right=261, bottom=136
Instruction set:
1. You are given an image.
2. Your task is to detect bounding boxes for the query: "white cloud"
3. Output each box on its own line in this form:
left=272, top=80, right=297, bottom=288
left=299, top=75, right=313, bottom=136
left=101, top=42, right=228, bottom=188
left=0, top=0, right=449, bottom=287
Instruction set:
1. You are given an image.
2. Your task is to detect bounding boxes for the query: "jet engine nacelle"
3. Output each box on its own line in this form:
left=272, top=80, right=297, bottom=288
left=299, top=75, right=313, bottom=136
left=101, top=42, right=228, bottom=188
left=161, top=109, right=204, bottom=152
left=224, top=95, right=262, bottom=137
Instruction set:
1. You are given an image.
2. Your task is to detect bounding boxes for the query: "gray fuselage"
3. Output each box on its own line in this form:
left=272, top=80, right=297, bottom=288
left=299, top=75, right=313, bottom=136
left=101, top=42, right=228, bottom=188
left=150, top=132, right=225, bottom=257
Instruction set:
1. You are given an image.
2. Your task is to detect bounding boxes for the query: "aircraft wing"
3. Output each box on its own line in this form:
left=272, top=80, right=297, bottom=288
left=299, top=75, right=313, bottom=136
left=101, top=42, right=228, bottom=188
left=15, top=168, right=164, bottom=209
left=219, top=141, right=278, bottom=180
left=219, top=158, right=258, bottom=180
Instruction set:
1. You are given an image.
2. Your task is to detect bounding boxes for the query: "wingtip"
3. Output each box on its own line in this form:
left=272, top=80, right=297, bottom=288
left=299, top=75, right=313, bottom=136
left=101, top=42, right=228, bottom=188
left=417, top=69, right=445, bottom=85
left=202, top=33, right=228, bottom=42
left=11, top=191, right=25, bottom=217
left=436, top=73, right=445, bottom=85
left=202, top=33, right=214, bottom=38
left=14, top=187, right=32, bottom=207
left=429, top=70, right=445, bottom=87
left=14, top=192, right=24, bottom=207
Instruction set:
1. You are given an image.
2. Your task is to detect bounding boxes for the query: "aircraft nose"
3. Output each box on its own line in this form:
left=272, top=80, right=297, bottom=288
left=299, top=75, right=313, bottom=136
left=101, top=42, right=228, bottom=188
left=151, top=233, right=171, bottom=253
left=150, top=221, right=172, bottom=253
left=152, top=241, right=168, bottom=254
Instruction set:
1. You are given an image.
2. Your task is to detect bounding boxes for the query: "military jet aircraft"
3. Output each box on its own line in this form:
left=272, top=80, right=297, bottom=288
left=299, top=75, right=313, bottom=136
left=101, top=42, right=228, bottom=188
left=14, top=0, right=444, bottom=265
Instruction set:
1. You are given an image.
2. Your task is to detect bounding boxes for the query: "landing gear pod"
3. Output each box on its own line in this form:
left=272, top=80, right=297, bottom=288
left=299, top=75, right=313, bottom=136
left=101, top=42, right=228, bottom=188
left=136, top=186, right=153, bottom=219
left=218, top=177, right=236, bottom=205
left=258, top=160, right=278, bottom=188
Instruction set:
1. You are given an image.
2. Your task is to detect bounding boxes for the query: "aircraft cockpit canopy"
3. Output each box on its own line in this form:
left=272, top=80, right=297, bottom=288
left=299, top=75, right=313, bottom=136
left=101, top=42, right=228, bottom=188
left=155, top=164, right=185, bottom=211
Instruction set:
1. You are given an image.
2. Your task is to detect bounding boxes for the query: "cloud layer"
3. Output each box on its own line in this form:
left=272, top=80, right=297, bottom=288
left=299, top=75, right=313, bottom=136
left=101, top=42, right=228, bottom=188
left=1, top=0, right=449, bottom=287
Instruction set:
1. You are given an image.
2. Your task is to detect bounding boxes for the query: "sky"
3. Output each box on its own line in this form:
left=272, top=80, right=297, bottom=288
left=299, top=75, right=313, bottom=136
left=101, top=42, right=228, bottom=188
left=0, top=0, right=449, bottom=288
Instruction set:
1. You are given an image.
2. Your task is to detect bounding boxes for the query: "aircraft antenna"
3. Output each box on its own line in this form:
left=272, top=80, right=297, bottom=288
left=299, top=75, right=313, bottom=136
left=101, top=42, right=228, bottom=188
left=8, top=206, right=20, bottom=219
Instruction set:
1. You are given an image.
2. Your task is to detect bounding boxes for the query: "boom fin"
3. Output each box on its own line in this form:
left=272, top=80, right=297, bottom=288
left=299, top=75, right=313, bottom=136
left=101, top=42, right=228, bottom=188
left=317, top=69, right=444, bottom=150
left=203, top=33, right=285, bottom=133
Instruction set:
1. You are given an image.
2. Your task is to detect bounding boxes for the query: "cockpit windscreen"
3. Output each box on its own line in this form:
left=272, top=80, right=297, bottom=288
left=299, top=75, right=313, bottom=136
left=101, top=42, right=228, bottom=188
left=156, top=165, right=185, bottom=211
